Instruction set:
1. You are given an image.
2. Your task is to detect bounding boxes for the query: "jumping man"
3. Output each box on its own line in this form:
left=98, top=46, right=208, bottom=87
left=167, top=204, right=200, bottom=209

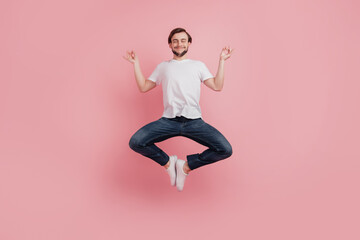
left=124, top=27, right=233, bottom=191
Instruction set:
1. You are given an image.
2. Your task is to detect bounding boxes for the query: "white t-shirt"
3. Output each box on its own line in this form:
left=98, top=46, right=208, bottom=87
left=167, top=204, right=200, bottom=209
left=148, top=59, right=214, bottom=119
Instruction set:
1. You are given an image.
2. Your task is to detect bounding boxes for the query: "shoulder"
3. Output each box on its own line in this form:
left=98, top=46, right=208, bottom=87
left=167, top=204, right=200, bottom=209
left=189, top=60, right=209, bottom=70
left=188, top=59, right=202, bottom=63
left=153, top=61, right=168, bottom=70
left=192, top=59, right=208, bottom=65
left=186, top=59, right=206, bottom=67
left=157, top=61, right=168, bottom=66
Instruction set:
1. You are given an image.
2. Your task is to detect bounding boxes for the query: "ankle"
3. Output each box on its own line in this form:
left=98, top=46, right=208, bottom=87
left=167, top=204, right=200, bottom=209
left=183, top=163, right=191, bottom=174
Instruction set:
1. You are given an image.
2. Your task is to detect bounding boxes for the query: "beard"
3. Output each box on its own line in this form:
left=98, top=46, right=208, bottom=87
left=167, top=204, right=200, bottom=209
left=172, top=47, right=188, bottom=57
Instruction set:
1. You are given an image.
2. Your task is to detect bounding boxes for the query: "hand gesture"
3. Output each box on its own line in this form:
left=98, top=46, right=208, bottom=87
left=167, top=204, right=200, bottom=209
left=220, top=46, right=234, bottom=61
left=123, top=50, right=139, bottom=64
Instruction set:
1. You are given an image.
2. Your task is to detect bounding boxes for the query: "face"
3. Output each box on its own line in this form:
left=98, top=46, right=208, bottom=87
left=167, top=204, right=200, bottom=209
left=169, top=32, right=191, bottom=57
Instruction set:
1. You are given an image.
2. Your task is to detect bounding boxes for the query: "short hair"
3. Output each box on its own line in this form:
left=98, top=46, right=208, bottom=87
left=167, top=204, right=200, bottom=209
left=168, top=28, right=192, bottom=44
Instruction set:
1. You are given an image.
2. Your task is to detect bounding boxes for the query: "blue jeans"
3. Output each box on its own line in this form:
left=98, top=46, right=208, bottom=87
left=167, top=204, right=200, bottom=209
left=129, top=116, right=232, bottom=170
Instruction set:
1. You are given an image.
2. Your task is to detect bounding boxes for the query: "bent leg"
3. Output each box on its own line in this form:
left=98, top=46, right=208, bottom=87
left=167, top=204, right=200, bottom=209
left=129, top=117, right=180, bottom=166
left=182, top=119, right=233, bottom=170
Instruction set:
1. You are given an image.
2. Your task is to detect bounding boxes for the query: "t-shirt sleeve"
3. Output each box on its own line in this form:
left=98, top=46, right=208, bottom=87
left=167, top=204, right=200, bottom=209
left=199, top=62, right=214, bottom=82
left=148, top=63, right=162, bottom=86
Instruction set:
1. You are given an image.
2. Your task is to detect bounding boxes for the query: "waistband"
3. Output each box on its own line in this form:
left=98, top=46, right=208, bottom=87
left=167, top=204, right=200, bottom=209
left=165, top=116, right=201, bottom=122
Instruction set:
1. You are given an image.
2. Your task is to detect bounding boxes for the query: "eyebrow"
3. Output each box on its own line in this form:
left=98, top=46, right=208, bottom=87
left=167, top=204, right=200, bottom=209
left=173, top=38, right=187, bottom=41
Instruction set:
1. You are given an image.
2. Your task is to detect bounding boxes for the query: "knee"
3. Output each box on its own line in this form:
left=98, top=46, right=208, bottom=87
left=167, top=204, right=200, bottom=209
left=221, top=143, right=233, bottom=158
left=129, top=135, right=140, bottom=150
left=129, top=129, right=148, bottom=151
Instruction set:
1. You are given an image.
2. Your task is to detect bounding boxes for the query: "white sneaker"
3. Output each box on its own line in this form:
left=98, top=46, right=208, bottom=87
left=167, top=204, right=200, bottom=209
left=175, top=159, right=188, bottom=191
left=165, top=155, right=177, bottom=186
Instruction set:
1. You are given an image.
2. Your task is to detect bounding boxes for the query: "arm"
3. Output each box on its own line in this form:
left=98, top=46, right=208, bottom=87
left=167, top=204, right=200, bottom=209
left=123, top=50, right=156, bottom=93
left=204, top=46, right=234, bottom=92
left=204, top=59, right=225, bottom=91
left=134, top=61, right=156, bottom=93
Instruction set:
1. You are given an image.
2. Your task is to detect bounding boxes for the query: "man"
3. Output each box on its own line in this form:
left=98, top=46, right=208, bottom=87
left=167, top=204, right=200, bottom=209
left=124, top=27, right=233, bottom=191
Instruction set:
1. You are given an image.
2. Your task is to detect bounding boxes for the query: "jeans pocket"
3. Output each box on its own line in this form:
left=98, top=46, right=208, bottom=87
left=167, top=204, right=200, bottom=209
left=189, top=118, right=205, bottom=128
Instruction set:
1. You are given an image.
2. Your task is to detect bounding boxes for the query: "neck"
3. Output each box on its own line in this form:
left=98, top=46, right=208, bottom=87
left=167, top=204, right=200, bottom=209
left=173, top=55, right=188, bottom=61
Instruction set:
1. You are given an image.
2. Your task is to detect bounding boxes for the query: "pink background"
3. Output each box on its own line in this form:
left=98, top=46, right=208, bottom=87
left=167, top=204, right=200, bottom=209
left=1, top=0, right=359, bottom=239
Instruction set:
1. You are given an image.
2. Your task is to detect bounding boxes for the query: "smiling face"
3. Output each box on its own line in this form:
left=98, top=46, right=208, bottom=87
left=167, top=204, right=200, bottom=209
left=169, top=32, right=191, bottom=57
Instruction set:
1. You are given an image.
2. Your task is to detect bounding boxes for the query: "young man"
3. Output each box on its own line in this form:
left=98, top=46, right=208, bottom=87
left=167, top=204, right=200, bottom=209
left=124, top=28, right=233, bottom=191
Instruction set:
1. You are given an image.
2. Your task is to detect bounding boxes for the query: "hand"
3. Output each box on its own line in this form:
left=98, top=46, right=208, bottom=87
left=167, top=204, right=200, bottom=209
left=123, top=50, right=139, bottom=64
left=220, top=46, right=234, bottom=61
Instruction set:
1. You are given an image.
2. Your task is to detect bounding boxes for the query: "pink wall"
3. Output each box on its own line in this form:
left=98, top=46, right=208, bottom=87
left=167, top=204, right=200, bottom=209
left=1, top=0, right=359, bottom=239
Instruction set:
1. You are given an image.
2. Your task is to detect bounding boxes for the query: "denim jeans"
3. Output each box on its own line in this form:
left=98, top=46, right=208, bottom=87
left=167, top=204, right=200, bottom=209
left=129, top=116, right=232, bottom=170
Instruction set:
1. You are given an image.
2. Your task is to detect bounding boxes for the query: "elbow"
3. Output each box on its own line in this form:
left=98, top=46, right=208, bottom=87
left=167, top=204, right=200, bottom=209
left=213, top=81, right=224, bottom=91
left=214, top=86, right=223, bottom=92
left=138, top=83, right=148, bottom=93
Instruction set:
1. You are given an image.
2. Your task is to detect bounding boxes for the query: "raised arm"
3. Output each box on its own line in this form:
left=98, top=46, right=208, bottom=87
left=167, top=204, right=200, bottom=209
left=123, top=50, right=156, bottom=93
left=204, top=46, right=234, bottom=91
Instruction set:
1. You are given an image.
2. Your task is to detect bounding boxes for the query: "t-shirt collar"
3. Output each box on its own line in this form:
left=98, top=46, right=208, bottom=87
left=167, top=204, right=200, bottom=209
left=170, top=59, right=191, bottom=62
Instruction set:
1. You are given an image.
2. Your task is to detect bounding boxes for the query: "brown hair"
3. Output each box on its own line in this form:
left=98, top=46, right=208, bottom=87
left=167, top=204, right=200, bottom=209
left=168, top=28, right=192, bottom=44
